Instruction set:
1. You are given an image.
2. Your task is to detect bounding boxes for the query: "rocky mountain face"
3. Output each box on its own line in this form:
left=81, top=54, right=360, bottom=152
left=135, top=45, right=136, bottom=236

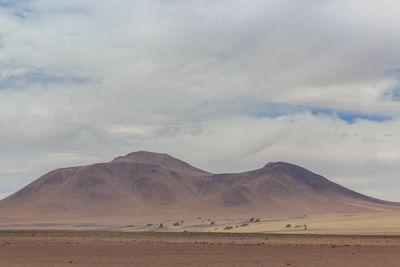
left=0, top=151, right=398, bottom=222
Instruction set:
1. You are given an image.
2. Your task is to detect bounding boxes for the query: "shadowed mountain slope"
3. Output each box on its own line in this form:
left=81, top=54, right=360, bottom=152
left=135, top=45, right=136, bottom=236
left=0, top=151, right=399, bottom=223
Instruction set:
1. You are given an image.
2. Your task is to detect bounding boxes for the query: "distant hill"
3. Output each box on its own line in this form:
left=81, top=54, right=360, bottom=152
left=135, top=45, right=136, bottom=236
left=0, top=151, right=399, bottom=224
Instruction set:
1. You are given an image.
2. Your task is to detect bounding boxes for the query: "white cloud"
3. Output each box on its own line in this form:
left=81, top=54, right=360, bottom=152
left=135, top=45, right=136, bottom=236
left=1, top=0, right=400, bottom=201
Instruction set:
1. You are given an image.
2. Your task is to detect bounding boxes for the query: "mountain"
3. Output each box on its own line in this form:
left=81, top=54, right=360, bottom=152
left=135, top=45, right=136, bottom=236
left=0, top=151, right=399, bottom=224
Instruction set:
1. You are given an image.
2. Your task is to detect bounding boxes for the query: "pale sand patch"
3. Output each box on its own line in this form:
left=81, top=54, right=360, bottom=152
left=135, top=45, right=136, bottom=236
left=2, top=212, right=400, bottom=235
left=124, top=212, right=400, bottom=235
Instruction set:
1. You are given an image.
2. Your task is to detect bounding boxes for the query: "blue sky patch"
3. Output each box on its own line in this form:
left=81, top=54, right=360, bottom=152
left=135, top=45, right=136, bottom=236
left=391, top=87, right=400, bottom=101
left=13, top=11, right=25, bottom=19
left=250, top=103, right=391, bottom=123
left=0, top=71, right=90, bottom=90
left=187, top=101, right=392, bottom=124
left=310, top=108, right=391, bottom=123
left=383, top=86, right=400, bottom=101
left=0, top=0, right=28, bottom=8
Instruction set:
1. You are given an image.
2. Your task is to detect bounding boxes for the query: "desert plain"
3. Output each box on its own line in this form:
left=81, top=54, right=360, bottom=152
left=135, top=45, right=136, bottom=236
left=1, top=212, right=400, bottom=266
left=1, top=229, right=400, bottom=267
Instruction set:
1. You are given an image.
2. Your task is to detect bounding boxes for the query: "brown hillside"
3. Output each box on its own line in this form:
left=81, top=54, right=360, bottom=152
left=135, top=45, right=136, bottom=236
left=0, top=151, right=399, bottom=223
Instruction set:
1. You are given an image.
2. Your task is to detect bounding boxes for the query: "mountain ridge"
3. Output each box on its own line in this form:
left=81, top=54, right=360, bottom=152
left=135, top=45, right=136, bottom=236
left=0, top=151, right=399, bottom=223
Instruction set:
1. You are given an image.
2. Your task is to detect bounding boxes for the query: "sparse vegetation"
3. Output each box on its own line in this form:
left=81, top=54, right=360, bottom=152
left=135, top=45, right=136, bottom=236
left=224, top=226, right=233, bottom=230
left=173, top=222, right=180, bottom=227
left=1, top=242, right=11, bottom=247
left=286, top=224, right=292, bottom=228
left=159, top=223, right=164, bottom=228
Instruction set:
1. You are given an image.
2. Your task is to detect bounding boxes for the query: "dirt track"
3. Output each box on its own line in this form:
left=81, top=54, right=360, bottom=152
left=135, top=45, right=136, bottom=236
left=1, top=230, right=400, bottom=266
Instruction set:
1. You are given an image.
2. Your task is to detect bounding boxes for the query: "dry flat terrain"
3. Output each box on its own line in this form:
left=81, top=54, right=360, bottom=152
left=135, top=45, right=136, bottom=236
left=3, top=212, right=400, bottom=236
left=1, top=230, right=400, bottom=266
left=169, top=212, right=400, bottom=235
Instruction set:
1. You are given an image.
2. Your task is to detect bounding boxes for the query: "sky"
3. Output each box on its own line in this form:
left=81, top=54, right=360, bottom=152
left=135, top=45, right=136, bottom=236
left=1, top=0, right=400, bottom=201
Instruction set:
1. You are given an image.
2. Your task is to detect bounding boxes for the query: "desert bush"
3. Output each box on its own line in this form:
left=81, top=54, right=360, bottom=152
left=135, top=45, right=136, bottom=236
left=146, top=224, right=153, bottom=227
left=173, top=222, right=180, bottom=227
left=249, top=217, right=255, bottom=222
left=286, top=224, right=291, bottom=228
left=224, top=226, right=233, bottom=230
left=159, top=223, right=164, bottom=228
left=255, top=218, right=260, bottom=222
left=210, top=221, right=215, bottom=225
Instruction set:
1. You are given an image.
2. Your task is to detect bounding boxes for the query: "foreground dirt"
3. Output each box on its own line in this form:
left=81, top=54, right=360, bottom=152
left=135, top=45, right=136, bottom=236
left=1, top=231, right=400, bottom=266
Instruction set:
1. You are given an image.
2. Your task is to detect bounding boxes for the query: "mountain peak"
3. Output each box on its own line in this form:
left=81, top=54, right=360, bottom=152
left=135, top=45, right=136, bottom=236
left=126, top=151, right=169, bottom=157
left=113, top=151, right=173, bottom=163
left=112, top=151, right=209, bottom=175
left=263, top=161, right=295, bottom=169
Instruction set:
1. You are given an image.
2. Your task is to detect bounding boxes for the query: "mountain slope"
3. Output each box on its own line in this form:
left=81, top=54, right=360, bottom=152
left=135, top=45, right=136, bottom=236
left=0, top=151, right=399, bottom=223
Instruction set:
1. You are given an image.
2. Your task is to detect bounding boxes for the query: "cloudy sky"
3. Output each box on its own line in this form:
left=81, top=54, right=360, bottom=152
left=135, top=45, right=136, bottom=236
left=1, top=0, right=400, bottom=201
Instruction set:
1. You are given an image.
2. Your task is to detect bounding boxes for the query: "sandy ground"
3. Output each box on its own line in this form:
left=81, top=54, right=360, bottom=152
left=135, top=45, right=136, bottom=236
left=2, top=212, right=400, bottom=235
left=1, top=212, right=400, bottom=266
left=124, top=212, right=400, bottom=235
left=1, top=230, right=400, bottom=266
